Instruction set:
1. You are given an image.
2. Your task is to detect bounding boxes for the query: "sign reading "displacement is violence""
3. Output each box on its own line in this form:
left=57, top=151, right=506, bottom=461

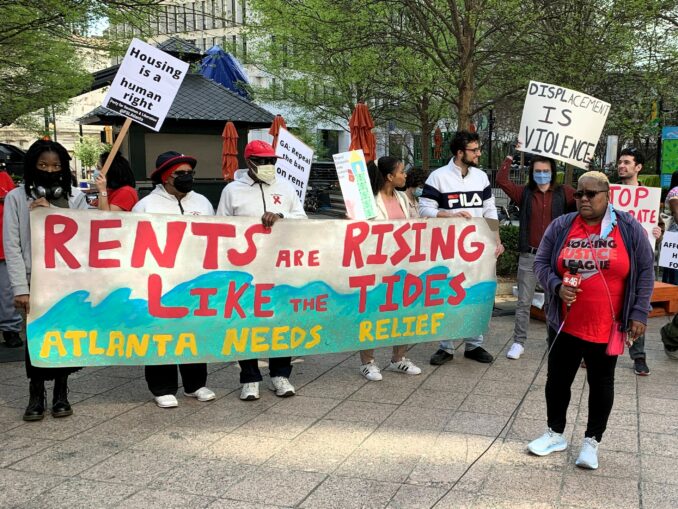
left=28, top=210, right=497, bottom=367
left=519, top=81, right=611, bottom=169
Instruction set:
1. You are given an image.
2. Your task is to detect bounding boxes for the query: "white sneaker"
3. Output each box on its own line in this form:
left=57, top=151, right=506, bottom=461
left=240, top=382, right=260, bottom=401
left=506, top=342, right=524, bottom=360
left=575, top=437, right=599, bottom=469
left=527, top=428, right=568, bottom=456
left=184, top=387, right=216, bottom=402
left=386, top=358, right=422, bottom=375
left=269, top=376, right=295, bottom=397
left=154, top=394, right=178, bottom=408
left=360, top=361, right=383, bottom=381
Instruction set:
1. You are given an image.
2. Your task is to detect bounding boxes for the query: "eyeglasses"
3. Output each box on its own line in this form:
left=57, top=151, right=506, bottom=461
left=171, top=170, right=195, bottom=177
left=250, top=157, right=277, bottom=166
left=573, top=190, right=607, bottom=200
left=465, top=147, right=482, bottom=154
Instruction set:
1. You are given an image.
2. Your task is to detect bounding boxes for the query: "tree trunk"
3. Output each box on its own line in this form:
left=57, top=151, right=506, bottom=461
left=418, top=95, right=432, bottom=171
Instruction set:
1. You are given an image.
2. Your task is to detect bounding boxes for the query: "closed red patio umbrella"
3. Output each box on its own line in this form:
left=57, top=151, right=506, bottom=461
left=222, top=121, right=239, bottom=181
left=269, top=114, right=288, bottom=150
left=349, top=103, right=376, bottom=163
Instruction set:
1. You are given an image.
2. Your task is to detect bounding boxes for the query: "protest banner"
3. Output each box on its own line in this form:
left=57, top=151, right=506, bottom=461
left=274, top=128, right=313, bottom=205
left=28, top=209, right=497, bottom=367
left=659, top=231, right=678, bottom=269
left=519, top=81, right=611, bottom=169
left=609, top=183, right=661, bottom=248
left=103, top=38, right=189, bottom=132
left=333, top=149, right=377, bottom=219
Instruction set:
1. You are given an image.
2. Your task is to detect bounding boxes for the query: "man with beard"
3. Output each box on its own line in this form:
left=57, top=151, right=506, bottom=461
left=615, top=147, right=661, bottom=376
left=419, top=130, right=504, bottom=366
left=132, top=151, right=216, bottom=408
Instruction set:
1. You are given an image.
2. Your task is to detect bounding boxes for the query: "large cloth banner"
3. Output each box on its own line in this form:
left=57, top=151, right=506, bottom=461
left=28, top=210, right=497, bottom=367
left=519, top=81, right=610, bottom=169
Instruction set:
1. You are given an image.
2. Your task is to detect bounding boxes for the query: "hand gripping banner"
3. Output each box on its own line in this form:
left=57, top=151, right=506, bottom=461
left=28, top=209, right=497, bottom=367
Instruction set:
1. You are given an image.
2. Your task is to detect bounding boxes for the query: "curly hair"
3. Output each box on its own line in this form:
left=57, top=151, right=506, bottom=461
left=23, top=139, right=73, bottom=199
left=405, top=167, right=427, bottom=189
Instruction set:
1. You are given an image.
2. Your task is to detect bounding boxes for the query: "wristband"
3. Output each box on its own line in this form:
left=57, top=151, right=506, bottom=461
left=100, top=191, right=108, bottom=197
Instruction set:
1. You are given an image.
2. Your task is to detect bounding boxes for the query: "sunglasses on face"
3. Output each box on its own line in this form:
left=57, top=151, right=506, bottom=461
left=171, top=170, right=195, bottom=177
left=573, top=190, right=607, bottom=200
left=250, top=158, right=277, bottom=166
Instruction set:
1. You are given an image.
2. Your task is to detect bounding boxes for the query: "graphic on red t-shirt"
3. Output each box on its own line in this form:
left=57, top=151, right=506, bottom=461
left=557, top=216, right=630, bottom=343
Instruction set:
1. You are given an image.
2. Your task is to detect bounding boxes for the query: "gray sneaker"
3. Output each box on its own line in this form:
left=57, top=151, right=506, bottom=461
left=575, top=437, right=599, bottom=469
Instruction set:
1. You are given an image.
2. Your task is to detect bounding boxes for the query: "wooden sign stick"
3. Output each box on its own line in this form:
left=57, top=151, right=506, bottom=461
left=99, top=117, right=132, bottom=177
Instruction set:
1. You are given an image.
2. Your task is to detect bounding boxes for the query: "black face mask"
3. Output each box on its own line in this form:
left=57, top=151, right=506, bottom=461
left=173, top=174, right=194, bottom=193
left=35, top=170, right=63, bottom=189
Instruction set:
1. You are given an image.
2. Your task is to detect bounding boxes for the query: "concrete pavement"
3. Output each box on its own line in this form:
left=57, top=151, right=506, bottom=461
left=0, top=313, right=676, bottom=508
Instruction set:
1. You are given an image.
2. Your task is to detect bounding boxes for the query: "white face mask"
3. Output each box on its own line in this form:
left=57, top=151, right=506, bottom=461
left=255, top=164, right=277, bottom=183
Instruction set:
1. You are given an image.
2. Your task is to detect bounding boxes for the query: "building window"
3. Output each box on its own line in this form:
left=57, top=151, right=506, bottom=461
left=201, top=1, right=207, bottom=29
left=232, top=35, right=237, bottom=56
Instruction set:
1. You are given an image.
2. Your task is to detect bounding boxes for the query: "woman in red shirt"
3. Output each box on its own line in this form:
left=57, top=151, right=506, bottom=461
left=94, top=152, right=138, bottom=211
left=530, top=171, right=654, bottom=470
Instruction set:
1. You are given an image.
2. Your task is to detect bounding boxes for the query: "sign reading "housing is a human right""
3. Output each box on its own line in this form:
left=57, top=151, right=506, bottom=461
left=519, top=81, right=611, bottom=169
left=103, top=38, right=189, bottom=131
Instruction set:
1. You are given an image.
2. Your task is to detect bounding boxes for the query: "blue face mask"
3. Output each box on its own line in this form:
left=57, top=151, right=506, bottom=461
left=413, top=187, right=423, bottom=198
left=533, top=172, right=551, bottom=185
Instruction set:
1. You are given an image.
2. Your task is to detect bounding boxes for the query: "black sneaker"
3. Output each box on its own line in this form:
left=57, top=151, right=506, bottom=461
left=464, top=347, right=494, bottom=363
left=633, top=358, right=650, bottom=376
left=3, top=331, right=23, bottom=348
left=430, top=349, right=454, bottom=365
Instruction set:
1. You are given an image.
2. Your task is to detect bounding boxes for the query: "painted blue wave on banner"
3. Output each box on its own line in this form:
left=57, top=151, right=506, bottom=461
left=29, top=266, right=496, bottom=367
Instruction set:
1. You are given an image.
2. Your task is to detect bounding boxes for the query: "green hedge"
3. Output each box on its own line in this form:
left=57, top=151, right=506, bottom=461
left=497, top=224, right=519, bottom=277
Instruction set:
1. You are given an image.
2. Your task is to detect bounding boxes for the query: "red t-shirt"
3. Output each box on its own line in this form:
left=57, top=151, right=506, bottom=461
left=0, top=172, right=16, bottom=260
left=557, top=215, right=630, bottom=343
left=108, top=186, right=139, bottom=211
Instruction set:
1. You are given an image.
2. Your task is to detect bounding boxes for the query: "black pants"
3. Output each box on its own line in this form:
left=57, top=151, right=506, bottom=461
left=25, top=347, right=81, bottom=381
left=239, top=357, right=292, bottom=383
left=546, top=329, right=618, bottom=442
left=145, top=363, right=207, bottom=397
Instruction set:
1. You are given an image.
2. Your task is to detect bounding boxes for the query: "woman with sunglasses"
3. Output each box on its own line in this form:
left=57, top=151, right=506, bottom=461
left=132, top=151, right=216, bottom=408
left=530, top=171, right=654, bottom=470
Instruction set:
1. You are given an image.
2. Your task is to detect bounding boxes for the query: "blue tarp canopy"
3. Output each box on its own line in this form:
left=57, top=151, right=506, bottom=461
left=199, top=45, right=250, bottom=99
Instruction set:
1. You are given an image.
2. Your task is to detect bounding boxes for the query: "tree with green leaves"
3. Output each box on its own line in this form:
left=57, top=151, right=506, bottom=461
left=0, top=0, right=159, bottom=127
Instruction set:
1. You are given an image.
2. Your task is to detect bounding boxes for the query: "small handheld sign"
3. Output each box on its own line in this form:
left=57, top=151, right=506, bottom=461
left=333, top=150, right=377, bottom=219
left=274, top=128, right=314, bottom=205
left=99, top=39, right=189, bottom=177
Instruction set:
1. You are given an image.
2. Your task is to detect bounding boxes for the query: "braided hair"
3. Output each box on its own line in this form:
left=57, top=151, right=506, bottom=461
left=23, top=139, right=73, bottom=199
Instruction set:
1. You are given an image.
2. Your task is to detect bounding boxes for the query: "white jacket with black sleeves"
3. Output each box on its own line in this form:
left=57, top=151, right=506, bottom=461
left=418, top=159, right=498, bottom=220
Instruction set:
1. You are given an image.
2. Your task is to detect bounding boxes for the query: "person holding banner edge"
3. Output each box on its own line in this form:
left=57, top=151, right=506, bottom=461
left=616, top=147, right=661, bottom=376
left=420, top=130, right=503, bottom=365
left=3, top=139, right=89, bottom=421
left=530, top=171, right=653, bottom=469
left=217, top=140, right=307, bottom=401
left=359, top=156, right=423, bottom=381
left=132, top=151, right=216, bottom=408
left=496, top=143, right=575, bottom=360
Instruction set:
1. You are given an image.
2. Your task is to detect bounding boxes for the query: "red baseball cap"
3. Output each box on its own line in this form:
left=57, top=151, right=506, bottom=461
left=244, top=140, right=278, bottom=159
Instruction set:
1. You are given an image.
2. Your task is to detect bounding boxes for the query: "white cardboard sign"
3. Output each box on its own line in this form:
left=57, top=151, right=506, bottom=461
left=274, top=128, right=313, bottom=205
left=333, top=150, right=377, bottom=219
left=519, top=81, right=610, bottom=169
left=609, top=184, right=661, bottom=249
left=659, top=231, right=678, bottom=269
left=103, top=38, right=189, bottom=131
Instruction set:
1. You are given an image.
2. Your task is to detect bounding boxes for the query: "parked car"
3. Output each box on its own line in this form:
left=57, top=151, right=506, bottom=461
left=0, top=142, right=25, bottom=176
